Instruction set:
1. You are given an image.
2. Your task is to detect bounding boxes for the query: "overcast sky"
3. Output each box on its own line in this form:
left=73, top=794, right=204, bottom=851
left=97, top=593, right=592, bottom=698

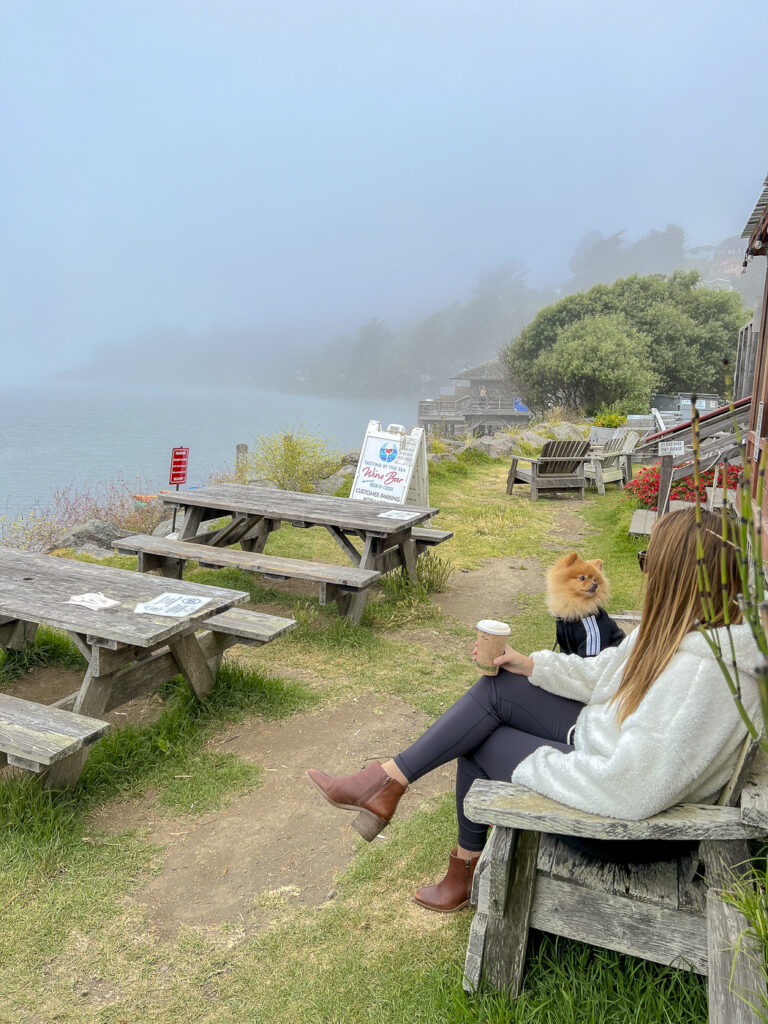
left=2, top=0, right=767, bottom=383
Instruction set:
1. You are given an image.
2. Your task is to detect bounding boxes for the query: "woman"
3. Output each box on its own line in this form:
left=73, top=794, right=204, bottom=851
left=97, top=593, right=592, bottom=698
left=308, top=508, right=762, bottom=912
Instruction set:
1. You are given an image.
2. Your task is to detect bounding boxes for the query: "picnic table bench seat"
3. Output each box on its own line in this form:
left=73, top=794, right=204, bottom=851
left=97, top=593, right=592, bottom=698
left=507, top=440, right=591, bottom=501
left=410, top=527, right=454, bottom=551
left=114, top=534, right=381, bottom=624
left=462, top=736, right=768, bottom=1024
left=0, top=692, right=109, bottom=775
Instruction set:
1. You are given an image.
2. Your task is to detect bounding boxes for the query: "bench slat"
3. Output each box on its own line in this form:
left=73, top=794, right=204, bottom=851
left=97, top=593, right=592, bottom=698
left=0, top=693, right=109, bottom=766
left=114, top=535, right=380, bottom=589
left=464, top=780, right=767, bottom=840
left=530, top=876, right=708, bottom=973
left=203, top=607, right=296, bottom=644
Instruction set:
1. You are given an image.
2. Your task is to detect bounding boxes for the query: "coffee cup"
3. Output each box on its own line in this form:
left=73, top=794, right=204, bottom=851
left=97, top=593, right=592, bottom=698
left=475, top=619, right=512, bottom=675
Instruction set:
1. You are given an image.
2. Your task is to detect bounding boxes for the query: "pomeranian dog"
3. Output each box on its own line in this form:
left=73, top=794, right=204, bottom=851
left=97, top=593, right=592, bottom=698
left=546, top=551, right=625, bottom=657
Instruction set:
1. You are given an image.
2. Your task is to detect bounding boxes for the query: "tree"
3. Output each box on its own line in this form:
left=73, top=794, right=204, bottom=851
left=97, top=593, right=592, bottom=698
left=520, top=314, right=658, bottom=414
left=502, top=271, right=748, bottom=411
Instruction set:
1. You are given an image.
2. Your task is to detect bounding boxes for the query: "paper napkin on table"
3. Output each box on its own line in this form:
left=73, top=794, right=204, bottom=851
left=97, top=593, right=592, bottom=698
left=66, top=593, right=120, bottom=610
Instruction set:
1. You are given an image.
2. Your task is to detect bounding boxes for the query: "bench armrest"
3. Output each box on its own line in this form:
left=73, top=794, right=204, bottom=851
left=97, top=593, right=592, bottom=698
left=587, top=451, right=622, bottom=464
left=464, top=780, right=767, bottom=841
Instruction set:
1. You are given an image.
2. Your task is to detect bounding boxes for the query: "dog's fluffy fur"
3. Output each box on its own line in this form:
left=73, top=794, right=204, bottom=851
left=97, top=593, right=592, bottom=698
left=546, top=551, right=611, bottom=622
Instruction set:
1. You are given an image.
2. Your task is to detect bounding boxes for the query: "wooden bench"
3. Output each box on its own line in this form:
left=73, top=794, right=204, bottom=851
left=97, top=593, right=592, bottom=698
left=0, top=692, right=110, bottom=779
left=113, top=534, right=381, bottom=625
left=462, top=736, right=768, bottom=1023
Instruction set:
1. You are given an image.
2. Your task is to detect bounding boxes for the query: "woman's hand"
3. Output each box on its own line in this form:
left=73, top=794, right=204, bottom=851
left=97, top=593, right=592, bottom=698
left=494, top=644, right=534, bottom=676
left=472, top=643, right=534, bottom=677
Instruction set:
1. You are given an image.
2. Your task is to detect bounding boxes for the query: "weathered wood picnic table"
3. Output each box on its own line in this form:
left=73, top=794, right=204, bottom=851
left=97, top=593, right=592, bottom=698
left=117, top=484, right=451, bottom=624
left=0, top=548, right=295, bottom=786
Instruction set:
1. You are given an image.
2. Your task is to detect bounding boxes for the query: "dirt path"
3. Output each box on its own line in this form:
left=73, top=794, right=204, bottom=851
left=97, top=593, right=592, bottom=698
left=90, top=697, right=454, bottom=938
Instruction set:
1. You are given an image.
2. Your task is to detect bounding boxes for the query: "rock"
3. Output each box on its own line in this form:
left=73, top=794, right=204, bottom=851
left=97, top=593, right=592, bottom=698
left=314, top=465, right=356, bottom=495
left=519, top=429, right=545, bottom=446
left=53, top=519, right=126, bottom=552
left=471, top=434, right=520, bottom=459
left=548, top=422, right=587, bottom=441
left=340, top=451, right=360, bottom=466
left=153, top=517, right=183, bottom=538
left=427, top=452, right=458, bottom=463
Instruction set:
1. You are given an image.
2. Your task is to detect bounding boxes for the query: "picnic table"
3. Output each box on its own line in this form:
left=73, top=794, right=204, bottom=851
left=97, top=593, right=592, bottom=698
left=116, top=484, right=452, bottom=624
left=0, top=548, right=295, bottom=786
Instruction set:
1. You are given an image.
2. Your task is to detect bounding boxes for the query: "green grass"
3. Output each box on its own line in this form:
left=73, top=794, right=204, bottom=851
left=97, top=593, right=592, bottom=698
left=580, top=489, right=647, bottom=614
left=0, top=625, right=86, bottom=684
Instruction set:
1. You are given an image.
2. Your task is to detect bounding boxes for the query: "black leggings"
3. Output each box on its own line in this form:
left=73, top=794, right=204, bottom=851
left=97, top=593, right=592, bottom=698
left=393, top=670, right=692, bottom=862
left=394, top=670, right=578, bottom=851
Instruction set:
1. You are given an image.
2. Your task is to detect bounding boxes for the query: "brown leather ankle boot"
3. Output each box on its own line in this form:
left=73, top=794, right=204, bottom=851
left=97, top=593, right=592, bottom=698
left=307, top=762, right=407, bottom=841
left=413, top=847, right=479, bottom=913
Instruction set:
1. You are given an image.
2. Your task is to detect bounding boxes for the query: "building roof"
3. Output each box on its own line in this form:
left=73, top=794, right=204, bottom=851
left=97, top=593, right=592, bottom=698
left=452, top=358, right=506, bottom=381
left=742, top=173, right=768, bottom=253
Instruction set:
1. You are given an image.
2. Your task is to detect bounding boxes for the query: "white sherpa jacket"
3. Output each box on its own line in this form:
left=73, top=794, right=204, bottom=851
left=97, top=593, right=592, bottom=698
left=512, top=623, right=762, bottom=820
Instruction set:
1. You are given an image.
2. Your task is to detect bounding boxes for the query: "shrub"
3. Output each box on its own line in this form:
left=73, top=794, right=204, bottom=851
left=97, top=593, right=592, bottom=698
left=429, top=438, right=448, bottom=454
left=623, top=462, right=740, bottom=510
left=514, top=440, right=542, bottom=459
left=247, top=424, right=341, bottom=492
left=593, top=409, right=628, bottom=428
left=0, top=477, right=168, bottom=551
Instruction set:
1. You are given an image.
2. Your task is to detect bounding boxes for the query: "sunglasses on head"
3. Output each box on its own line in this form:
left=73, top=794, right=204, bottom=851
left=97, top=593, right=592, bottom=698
left=637, top=550, right=647, bottom=573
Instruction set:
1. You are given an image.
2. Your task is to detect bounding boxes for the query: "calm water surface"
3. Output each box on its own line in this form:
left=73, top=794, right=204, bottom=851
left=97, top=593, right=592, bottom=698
left=0, top=383, right=415, bottom=516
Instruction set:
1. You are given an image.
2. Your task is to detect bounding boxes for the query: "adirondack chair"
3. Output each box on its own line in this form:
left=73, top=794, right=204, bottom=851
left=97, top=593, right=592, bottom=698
left=507, top=440, right=591, bottom=501
left=462, top=735, right=768, bottom=1023
left=585, top=430, right=640, bottom=495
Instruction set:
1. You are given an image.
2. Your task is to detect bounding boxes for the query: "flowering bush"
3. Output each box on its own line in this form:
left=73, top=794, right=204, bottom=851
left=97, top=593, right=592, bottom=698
left=0, top=477, right=167, bottom=552
left=623, top=461, right=740, bottom=510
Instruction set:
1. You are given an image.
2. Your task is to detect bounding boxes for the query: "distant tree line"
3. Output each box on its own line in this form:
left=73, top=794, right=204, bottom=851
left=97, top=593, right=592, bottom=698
left=290, top=225, right=759, bottom=401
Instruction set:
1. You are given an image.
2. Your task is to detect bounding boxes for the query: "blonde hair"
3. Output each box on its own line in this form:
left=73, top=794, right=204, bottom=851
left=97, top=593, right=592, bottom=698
left=612, top=507, right=741, bottom=724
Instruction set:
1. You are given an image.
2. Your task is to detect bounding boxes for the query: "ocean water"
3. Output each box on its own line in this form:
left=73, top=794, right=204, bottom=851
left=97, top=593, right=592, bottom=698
left=0, top=382, right=416, bottom=516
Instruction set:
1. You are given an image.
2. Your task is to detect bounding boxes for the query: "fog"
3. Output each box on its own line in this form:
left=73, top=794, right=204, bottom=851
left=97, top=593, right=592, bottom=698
left=1, top=0, right=767, bottom=386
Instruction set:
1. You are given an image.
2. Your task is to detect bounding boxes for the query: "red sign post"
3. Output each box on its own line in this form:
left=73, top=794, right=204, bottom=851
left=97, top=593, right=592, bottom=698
left=169, top=447, right=189, bottom=485
left=169, top=447, right=189, bottom=533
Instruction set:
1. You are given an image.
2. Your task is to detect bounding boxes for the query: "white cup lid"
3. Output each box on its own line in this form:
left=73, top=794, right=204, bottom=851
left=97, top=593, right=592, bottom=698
left=477, top=619, right=511, bottom=635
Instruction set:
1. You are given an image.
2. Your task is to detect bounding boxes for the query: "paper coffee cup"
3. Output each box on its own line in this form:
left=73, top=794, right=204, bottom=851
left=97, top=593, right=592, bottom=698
left=476, top=619, right=512, bottom=675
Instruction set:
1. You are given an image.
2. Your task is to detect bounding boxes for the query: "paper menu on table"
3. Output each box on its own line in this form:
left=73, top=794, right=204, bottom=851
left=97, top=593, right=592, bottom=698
left=134, top=593, right=212, bottom=617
